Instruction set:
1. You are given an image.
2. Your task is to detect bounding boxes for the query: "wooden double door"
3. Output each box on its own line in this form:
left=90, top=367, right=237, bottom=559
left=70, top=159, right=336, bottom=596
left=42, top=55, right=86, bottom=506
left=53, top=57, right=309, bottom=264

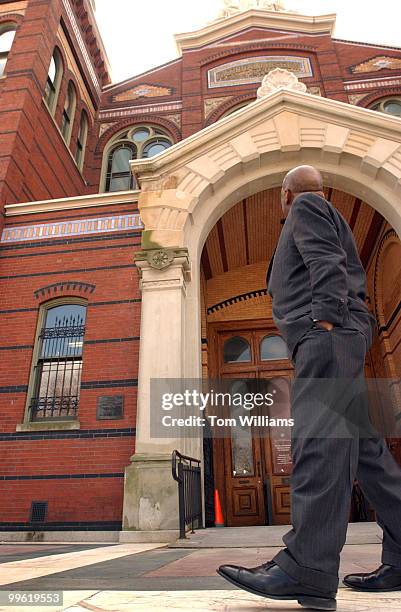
left=209, top=322, right=294, bottom=526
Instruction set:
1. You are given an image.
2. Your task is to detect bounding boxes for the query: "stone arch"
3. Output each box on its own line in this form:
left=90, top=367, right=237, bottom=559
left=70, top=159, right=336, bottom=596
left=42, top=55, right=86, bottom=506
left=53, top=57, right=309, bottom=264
left=135, top=96, right=401, bottom=256
left=132, top=88, right=401, bottom=384
left=123, top=89, right=401, bottom=535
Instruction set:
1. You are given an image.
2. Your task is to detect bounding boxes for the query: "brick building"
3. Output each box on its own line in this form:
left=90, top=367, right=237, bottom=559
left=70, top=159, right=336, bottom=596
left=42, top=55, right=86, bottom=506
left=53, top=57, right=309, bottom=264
left=0, top=0, right=401, bottom=538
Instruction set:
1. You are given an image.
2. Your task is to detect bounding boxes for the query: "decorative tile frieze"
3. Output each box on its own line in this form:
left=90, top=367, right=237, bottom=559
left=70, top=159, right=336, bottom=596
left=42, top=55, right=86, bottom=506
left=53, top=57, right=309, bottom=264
left=208, top=56, right=312, bottom=88
left=345, top=78, right=401, bottom=91
left=99, top=101, right=182, bottom=119
left=1, top=214, right=143, bottom=244
left=351, top=56, right=401, bottom=74
left=113, top=85, right=173, bottom=102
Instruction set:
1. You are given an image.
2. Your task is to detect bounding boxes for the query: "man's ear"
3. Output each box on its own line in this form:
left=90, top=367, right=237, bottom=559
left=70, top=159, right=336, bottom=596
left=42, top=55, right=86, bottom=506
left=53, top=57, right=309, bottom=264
left=285, top=188, right=292, bottom=206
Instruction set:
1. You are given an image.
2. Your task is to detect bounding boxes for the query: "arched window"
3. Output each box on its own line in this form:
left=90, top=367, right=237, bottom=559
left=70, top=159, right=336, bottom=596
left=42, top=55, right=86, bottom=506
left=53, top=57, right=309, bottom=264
left=369, top=97, right=401, bottom=117
left=105, top=143, right=137, bottom=192
left=44, top=48, right=63, bottom=114
left=28, top=302, right=87, bottom=421
left=61, top=81, right=77, bottom=144
left=223, top=336, right=251, bottom=363
left=75, top=110, right=88, bottom=170
left=0, top=24, right=16, bottom=77
left=102, top=125, right=173, bottom=192
left=260, top=335, right=288, bottom=361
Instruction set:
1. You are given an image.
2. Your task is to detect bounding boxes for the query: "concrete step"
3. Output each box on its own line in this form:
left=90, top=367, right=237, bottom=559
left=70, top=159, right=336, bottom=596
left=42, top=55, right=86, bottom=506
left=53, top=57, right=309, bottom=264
left=170, top=521, right=383, bottom=548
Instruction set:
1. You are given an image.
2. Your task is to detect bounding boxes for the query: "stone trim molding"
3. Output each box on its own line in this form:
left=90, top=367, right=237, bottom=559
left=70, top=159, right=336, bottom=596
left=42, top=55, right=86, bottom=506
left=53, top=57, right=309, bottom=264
left=4, top=190, right=140, bottom=217
left=174, top=9, right=336, bottom=53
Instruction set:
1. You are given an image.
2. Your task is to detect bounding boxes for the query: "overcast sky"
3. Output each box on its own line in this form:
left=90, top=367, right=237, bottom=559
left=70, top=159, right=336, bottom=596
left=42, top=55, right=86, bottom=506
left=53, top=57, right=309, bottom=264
left=95, top=0, right=401, bottom=84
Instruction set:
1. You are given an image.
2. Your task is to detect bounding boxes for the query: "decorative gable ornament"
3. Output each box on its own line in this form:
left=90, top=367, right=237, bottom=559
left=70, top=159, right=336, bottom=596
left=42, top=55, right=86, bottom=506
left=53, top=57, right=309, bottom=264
left=113, top=85, right=172, bottom=102
left=218, top=0, right=287, bottom=18
left=351, top=55, right=401, bottom=74
left=256, top=68, right=307, bottom=98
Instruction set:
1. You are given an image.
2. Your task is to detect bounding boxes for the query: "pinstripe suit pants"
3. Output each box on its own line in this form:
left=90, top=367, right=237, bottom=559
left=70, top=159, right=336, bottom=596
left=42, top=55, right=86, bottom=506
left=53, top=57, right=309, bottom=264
left=272, top=324, right=401, bottom=592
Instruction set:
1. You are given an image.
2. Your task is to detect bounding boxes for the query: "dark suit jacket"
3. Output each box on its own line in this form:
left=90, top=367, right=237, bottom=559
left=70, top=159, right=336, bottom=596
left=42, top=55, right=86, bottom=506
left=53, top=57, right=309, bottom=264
left=267, top=192, right=377, bottom=361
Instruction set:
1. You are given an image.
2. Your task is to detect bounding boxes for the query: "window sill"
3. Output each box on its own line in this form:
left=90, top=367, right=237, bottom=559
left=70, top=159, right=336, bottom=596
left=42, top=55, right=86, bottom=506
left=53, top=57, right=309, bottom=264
left=16, top=420, right=80, bottom=432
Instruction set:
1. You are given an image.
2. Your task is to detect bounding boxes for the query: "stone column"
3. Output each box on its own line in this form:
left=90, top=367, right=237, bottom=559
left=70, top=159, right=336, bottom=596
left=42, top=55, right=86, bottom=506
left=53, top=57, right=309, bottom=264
left=121, top=248, right=195, bottom=542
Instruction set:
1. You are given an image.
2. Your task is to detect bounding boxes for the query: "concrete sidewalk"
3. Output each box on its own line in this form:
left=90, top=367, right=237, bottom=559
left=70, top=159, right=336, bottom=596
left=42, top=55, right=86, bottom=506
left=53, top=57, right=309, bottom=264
left=0, top=524, right=399, bottom=611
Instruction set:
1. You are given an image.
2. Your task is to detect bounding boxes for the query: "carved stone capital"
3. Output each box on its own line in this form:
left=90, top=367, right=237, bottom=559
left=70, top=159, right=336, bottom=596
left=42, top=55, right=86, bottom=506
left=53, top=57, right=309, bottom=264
left=135, top=248, right=191, bottom=282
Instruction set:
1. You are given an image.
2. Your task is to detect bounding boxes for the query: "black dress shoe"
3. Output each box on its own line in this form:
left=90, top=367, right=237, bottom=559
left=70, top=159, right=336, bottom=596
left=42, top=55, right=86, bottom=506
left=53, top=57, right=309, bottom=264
left=343, top=564, right=401, bottom=591
left=217, top=561, right=336, bottom=610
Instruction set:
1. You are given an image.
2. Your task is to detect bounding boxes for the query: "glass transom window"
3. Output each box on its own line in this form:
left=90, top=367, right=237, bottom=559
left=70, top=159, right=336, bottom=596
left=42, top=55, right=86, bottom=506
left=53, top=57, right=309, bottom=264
left=370, top=97, right=401, bottom=117
left=223, top=336, right=251, bottom=363
left=260, top=335, right=288, bottom=361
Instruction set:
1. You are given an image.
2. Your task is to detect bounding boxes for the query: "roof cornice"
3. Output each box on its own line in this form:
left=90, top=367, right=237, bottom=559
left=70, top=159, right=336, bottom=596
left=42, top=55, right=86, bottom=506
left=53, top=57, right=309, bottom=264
left=174, top=10, right=336, bottom=53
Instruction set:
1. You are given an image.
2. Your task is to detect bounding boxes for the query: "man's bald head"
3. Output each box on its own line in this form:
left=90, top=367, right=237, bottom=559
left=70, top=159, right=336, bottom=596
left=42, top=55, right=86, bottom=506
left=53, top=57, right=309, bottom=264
left=283, top=165, right=323, bottom=193
left=281, top=165, right=325, bottom=217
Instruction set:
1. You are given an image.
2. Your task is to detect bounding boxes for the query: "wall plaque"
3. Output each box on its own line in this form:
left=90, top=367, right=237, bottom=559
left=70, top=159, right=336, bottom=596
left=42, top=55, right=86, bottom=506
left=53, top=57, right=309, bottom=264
left=271, top=437, right=292, bottom=475
left=97, top=395, right=124, bottom=420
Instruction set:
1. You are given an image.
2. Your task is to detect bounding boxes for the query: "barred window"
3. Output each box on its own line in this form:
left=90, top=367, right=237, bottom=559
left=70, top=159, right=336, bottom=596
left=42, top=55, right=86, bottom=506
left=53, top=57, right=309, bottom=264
left=29, top=303, right=86, bottom=421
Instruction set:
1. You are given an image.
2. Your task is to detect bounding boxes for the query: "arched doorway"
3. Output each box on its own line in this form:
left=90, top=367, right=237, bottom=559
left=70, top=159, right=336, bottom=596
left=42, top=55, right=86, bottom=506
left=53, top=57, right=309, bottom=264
left=201, top=185, right=401, bottom=527
left=122, top=89, right=401, bottom=536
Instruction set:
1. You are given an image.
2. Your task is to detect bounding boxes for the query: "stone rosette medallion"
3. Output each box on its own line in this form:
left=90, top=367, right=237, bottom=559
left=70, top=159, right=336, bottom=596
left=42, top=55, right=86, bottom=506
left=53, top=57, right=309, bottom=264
left=257, top=67, right=308, bottom=98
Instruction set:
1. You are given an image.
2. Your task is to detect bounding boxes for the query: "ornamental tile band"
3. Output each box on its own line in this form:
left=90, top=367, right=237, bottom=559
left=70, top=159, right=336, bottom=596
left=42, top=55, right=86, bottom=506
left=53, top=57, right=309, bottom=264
left=1, top=214, right=143, bottom=244
left=208, top=56, right=312, bottom=88
left=99, top=101, right=182, bottom=119
left=345, top=78, right=401, bottom=91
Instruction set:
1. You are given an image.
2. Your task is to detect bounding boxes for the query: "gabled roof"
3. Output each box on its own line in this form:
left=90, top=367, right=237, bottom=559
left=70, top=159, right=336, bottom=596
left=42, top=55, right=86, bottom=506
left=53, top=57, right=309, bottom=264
left=174, top=9, right=336, bottom=53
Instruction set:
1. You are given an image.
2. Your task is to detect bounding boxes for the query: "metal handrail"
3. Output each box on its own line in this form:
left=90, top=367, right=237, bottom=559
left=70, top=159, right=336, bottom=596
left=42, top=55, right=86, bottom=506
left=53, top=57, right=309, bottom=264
left=172, top=450, right=202, bottom=539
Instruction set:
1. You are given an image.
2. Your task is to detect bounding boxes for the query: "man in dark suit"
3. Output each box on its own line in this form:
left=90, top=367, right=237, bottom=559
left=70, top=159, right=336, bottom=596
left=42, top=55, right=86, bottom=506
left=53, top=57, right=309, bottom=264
left=218, top=166, right=401, bottom=611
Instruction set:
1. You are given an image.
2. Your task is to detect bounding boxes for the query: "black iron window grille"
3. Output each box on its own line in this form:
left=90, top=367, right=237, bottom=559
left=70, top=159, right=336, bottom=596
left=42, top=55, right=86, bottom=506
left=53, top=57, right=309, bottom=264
left=29, top=305, right=86, bottom=421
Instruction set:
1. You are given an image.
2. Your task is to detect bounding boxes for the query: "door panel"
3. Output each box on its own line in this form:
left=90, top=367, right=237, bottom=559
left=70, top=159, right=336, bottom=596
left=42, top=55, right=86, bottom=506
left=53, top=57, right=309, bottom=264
left=221, top=374, right=266, bottom=526
left=212, top=325, right=294, bottom=526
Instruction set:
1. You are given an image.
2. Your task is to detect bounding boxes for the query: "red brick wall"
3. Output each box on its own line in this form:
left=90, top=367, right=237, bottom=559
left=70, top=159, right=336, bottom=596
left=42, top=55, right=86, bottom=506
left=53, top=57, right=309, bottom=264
left=0, top=201, right=141, bottom=526
left=0, top=0, right=109, bottom=234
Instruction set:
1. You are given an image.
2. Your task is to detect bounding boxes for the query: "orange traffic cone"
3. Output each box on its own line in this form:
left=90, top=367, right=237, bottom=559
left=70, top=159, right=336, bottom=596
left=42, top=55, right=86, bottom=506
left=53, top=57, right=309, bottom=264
left=214, top=489, right=225, bottom=527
